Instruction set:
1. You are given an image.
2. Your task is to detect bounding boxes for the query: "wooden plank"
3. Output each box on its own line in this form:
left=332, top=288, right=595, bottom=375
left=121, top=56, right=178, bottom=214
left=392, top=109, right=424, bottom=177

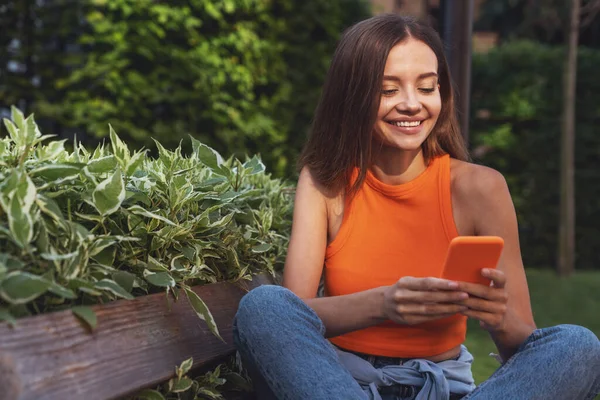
left=0, top=274, right=274, bottom=400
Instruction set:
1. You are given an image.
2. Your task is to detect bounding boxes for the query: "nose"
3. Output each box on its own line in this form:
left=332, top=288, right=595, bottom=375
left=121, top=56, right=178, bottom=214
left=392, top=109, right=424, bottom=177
left=395, top=89, right=422, bottom=114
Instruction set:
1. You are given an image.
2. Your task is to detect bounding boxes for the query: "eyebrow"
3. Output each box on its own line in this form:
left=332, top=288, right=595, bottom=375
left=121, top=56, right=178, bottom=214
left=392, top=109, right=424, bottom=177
left=383, top=72, right=438, bottom=82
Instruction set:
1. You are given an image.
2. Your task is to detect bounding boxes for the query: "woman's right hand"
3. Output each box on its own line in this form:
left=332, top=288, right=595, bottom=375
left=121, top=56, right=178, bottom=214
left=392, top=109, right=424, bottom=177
left=382, top=276, right=469, bottom=325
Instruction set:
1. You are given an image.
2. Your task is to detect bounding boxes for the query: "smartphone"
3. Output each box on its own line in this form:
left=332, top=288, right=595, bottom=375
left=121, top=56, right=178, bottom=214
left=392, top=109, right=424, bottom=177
left=441, top=236, right=504, bottom=286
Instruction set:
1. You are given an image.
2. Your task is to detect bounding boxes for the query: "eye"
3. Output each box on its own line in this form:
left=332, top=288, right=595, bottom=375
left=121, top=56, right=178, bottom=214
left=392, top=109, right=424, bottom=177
left=418, top=87, right=436, bottom=94
left=382, top=89, right=397, bottom=96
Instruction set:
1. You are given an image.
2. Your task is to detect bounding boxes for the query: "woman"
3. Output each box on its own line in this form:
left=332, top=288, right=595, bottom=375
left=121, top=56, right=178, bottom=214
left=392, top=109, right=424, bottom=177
left=233, top=14, right=600, bottom=400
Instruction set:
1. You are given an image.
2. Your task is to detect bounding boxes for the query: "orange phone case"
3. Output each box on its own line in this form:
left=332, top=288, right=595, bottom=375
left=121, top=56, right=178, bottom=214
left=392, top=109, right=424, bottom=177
left=441, top=236, right=504, bottom=286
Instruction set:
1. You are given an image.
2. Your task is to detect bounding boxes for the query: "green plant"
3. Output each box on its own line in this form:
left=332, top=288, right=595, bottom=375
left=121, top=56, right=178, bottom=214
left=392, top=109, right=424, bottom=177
left=131, top=356, right=252, bottom=400
left=470, top=40, right=600, bottom=270
left=0, top=107, right=293, bottom=335
left=1, top=0, right=370, bottom=177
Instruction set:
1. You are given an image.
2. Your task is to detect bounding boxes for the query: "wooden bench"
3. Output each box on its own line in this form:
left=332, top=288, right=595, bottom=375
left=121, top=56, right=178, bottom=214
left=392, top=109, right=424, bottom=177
left=0, top=274, right=274, bottom=400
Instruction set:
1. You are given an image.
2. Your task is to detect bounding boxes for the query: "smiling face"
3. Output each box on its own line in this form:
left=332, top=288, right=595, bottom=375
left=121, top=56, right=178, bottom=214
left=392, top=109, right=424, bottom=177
left=373, top=38, right=441, bottom=156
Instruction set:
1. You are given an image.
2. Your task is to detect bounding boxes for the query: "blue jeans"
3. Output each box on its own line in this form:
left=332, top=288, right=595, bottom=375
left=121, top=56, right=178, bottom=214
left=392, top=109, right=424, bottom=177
left=233, top=285, right=600, bottom=400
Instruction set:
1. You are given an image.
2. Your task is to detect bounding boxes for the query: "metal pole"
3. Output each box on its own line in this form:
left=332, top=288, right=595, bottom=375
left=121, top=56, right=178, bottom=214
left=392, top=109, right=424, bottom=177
left=441, top=0, right=474, bottom=146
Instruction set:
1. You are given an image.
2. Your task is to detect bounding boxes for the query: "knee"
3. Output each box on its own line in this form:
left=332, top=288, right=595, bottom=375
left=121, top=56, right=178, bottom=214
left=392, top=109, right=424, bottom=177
left=553, top=325, right=600, bottom=366
left=234, top=285, right=297, bottom=342
left=236, top=285, right=291, bottom=323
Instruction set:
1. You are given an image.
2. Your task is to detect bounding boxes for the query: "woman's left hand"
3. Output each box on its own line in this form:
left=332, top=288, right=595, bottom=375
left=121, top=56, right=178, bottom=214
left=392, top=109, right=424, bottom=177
left=456, top=268, right=509, bottom=332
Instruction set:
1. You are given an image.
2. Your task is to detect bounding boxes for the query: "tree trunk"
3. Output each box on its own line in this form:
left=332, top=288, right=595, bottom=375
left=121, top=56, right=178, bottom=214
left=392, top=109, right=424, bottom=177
left=440, top=0, right=474, bottom=146
left=558, top=0, right=580, bottom=277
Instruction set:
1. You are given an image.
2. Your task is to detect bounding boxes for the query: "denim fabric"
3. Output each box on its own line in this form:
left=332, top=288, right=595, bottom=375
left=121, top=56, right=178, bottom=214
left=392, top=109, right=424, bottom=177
left=462, top=324, right=600, bottom=400
left=233, top=285, right=600, bottom=400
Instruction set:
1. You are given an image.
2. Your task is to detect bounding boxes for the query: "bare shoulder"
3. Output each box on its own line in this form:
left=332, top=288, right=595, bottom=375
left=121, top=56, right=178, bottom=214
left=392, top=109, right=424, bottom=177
left=298, top=166, right=345, bottom=216
left=449, top=159, right=514, bottom=236
left=297, top=166, right=340, bottom=200
left=450, top=159, right=510, bottom=206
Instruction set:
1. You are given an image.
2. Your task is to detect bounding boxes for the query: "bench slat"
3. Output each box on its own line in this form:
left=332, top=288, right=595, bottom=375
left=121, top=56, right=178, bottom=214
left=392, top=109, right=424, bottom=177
left=0, top=275, right=273, bottom=400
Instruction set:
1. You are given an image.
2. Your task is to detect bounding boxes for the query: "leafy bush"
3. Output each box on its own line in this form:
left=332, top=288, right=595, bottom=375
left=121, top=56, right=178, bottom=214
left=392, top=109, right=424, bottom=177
left=1, top=0, right=370, bottom=177
left=470, top=40, right=600, bottom=270
left=129, top=356, right=251, bottom=400
left=0, top=107, right=293, bottom=331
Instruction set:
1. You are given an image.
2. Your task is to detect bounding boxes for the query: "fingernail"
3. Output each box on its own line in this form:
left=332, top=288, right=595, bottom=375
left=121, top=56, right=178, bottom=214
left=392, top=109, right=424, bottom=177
left=482, top=268, right=490, bottom=275
left=448, top=281, right=459, bottom=289
left=460, top=292, right=469, bottom=299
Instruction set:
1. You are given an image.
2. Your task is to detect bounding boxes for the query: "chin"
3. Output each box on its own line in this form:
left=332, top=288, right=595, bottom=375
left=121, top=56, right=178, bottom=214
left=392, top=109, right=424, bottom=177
left=377, top=135, right=428, bottom=153
left=375, top=125, right=432, bottom=152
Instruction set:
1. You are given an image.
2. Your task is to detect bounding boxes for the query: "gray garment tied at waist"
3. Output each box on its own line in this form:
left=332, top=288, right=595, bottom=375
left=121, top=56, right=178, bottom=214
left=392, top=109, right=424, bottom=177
left=335, top=345, right=476, bottom=400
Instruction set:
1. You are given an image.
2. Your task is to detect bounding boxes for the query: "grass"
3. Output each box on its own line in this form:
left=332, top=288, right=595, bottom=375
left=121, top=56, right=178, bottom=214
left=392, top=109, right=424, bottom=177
left=465, top=269, right=600, bottom=388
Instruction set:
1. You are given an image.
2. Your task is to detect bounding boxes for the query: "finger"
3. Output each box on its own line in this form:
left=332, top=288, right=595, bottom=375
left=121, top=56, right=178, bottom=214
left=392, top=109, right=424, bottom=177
left=461, top=309, right=504, bottom=330
left=397, top=303, right=468, bottom=316
left=456, top=282, right=507, bottom=302
left=482, top=268, right=506, bottom=289
left=404, top=312, right=461, bottom=325
left=397, top=289, right=469, bottom=304
left=460, top=297, right=507, bottom=314
left=399, top=276, right=460, bottom=291
left=460, top=309, right=490, bottom=322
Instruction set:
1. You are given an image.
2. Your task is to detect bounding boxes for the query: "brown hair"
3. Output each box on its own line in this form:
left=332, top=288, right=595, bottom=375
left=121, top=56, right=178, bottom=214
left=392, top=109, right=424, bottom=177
left=298, top=14, right=469, bottom=197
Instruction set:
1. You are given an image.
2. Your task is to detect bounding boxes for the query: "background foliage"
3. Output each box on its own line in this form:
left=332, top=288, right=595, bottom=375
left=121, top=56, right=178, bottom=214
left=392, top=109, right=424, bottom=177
left=0, top=0, right=370, bottom=177
left=3, top=1, right=600, bottom=268
left=476, top=0, right=600, bottom=47
left=470, top=40, right=600, bottom=270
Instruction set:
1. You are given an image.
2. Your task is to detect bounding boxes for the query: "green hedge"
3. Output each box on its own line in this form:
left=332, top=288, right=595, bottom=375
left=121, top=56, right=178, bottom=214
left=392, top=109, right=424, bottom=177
left=0, top=0, right=370, bottom=177
left=470, top=40, right=600, bottom=270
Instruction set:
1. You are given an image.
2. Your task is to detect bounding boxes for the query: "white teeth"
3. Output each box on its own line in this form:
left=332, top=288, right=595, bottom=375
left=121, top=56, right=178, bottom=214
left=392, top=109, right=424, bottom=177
left=394, top=121, right=421, bottom=127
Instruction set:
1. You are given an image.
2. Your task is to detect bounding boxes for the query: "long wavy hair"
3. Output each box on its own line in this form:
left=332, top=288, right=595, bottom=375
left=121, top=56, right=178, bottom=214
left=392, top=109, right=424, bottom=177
left=298, top=14, right=469, bottom=197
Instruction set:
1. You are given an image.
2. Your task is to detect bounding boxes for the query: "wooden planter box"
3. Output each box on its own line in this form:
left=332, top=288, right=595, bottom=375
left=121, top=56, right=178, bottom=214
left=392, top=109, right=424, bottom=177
left=0, top=274, right=274, bottom=400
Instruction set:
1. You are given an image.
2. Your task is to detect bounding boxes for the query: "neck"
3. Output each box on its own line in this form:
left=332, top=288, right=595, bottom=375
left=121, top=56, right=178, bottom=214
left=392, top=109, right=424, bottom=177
left=370, top=146, right=426, bottom=185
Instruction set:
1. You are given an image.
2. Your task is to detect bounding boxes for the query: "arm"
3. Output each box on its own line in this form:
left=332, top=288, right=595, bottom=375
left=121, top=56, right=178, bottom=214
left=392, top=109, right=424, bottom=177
left=283, top=167, right=468, bottom=338
left=454, top=166, right=536, bottom=361
left=282, top=167, right=388, bottom=337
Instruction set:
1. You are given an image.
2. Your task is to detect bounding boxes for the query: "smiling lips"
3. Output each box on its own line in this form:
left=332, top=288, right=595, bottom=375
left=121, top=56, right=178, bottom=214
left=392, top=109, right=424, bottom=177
left=387, top=120, right=422, bottom=127
left=386, top=119, right=425, bottom=134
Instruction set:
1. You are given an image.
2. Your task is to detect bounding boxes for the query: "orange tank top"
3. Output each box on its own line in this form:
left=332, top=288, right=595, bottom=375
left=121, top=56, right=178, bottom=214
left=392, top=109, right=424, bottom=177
left=325, top=154, right=465, bottom=358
